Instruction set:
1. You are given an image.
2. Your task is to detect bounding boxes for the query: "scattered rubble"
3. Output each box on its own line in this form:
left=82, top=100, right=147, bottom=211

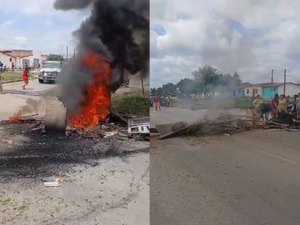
left=152, top=112, right=300, bottom=139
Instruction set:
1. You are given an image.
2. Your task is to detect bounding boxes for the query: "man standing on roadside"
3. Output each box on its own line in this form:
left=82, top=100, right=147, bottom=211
left=278, top=94, right=288, bottom=113
left=252, top=95, right=263, bottom=123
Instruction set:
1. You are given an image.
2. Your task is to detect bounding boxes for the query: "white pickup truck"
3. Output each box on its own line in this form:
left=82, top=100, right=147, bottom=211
left=39, top=61, right=62, bottom=83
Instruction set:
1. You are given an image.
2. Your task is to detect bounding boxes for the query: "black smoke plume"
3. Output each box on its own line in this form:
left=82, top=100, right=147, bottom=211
left=54, top=0, right=149, bottom=113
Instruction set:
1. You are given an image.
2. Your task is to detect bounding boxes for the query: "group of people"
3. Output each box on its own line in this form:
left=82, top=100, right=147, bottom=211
left=253, top=93, right=300, bottom=120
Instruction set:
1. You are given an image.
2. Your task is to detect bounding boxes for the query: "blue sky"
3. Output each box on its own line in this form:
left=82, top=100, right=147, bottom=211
left=150, top=0, right=300, bottom=87
left=0, top=0, right=90, bottom=56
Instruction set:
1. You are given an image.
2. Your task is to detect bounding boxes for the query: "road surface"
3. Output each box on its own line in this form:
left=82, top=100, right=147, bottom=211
left=151, top=129, right=300, bottom=225
left=0, top=79, right=57, bottom=120
left=150, top=106, right=249, bottom=128
left=0, top=79, right=150, bottom=225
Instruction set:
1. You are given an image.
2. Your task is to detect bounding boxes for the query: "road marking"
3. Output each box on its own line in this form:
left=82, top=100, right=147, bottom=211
left=253, top=148, right=298, bottom=166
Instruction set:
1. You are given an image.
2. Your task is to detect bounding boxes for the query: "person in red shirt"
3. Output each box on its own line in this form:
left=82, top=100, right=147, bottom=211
left=153, top=95, right=161, bottom=111
left=22, top=65, right=29, bottom=90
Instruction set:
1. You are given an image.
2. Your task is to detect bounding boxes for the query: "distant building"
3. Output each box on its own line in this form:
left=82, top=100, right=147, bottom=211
left=41, top=54, right=48, bottom=62
left=234, top=82, right=300, bottom=99
left=0, top=49, right=43, bottom=70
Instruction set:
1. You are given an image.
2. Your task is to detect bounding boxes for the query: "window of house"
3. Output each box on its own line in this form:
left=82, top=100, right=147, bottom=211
left=254, top=89, right=258, bottom=94
left=246, top=89, right=249, bottom=94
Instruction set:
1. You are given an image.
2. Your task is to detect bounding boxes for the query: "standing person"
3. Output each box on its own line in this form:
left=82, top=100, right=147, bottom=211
left=296, top=93, right=300, bottom=119
left=252, top=95, right=263, bottom=123
left=22, top=65, right=29, bottom=90
left=0, top=61, right=3, bottom=72
left=153, top=95, right=161, bottom=111
left=166, top=95, right=171, bottom=107
left=278, top=94, right=288, bottom=113
left=271, top=94, right=279, bottom=118
left=12, top=62, right=15, bottom=71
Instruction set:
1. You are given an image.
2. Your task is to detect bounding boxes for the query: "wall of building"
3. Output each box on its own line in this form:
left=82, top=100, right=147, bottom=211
left=0, top=52, right=15, bottom=69
left=23, top=51, right=42, bottom=68
left=262, top=87, right=278, bottom=99
left=233, top=89, right=245, bottom=98
left=278, top=84, right=300, bottom=96
left=244, top=86, right=262, bottom=97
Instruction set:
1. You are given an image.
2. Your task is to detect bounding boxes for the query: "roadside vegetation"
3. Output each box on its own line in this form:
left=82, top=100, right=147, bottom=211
left=111, top=94, right=149, bottom=117
left=0, top=72, right=34, bottom=82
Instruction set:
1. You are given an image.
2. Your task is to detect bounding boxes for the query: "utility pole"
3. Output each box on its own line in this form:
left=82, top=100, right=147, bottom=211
left=283, top=68, right=286, bottom=95
left=141, top=76, right=145, bottom=97
left=73, top=48, right=76, bottom=58
left=271, top=69, right=274, bottom=83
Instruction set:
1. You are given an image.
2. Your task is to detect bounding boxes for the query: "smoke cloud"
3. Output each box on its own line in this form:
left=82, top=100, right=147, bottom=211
left=54, top=0, right=149, bottom=113
left=54, top=0, right=94, bottom=10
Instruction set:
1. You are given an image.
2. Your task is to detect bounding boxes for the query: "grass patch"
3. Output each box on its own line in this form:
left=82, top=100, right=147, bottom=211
left=111, top=94, right=149, bottom=117
left=234, top=99, right=253, bottom=109
left=0, top=72, right=34, bottom=82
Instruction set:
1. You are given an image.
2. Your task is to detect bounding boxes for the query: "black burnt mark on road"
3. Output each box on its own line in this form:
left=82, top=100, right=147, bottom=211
left=0, top=123, right=148, bottom=180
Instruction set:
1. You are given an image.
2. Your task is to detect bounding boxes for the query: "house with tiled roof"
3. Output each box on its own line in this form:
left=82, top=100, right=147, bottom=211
left=0, top=49, right=43, bottom=70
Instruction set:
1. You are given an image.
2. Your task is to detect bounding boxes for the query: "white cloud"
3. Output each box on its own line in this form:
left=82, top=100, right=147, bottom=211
left=0, top=0, right=91, bottom=55
left=151, top=0, right=300, bottom=87
left=0, top=20, right=14, bottom=27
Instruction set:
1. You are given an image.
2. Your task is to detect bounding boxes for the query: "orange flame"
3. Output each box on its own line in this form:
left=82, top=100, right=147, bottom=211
left=70, top=52, right=111, bottom=129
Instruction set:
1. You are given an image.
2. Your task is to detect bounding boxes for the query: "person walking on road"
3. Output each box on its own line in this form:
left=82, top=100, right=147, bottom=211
left=22, top=65, right=29, bottom=90
left=153, top=95, right=161, bottom=111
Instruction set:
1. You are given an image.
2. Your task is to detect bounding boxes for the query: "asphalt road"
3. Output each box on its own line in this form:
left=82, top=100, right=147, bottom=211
left=0, top=79, right=57, bottom=120
left=151, top=129, right=300, bottom=225
left=150, top=106, right=249, bottom=128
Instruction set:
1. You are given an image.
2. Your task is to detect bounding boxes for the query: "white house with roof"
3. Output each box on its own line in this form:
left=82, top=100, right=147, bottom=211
left=0, top=50, right=43, bottom=70
left=244, top=84, right=263, bottom=97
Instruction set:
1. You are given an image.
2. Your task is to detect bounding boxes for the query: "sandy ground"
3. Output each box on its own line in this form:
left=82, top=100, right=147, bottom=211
left=151, top=129, right=300, bottom=225
left=0, top=79, right=150, bottom=225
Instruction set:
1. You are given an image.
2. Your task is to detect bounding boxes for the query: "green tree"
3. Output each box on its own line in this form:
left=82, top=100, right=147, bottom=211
left=176, top=78, right=196, bottom=97
left=47, top=54, right=64, bottom=61
left=192, top=65, right=222, bottom=97
left=161, top=83, right=177, bottom=96
left=150, top=88, right=156, bottom=96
